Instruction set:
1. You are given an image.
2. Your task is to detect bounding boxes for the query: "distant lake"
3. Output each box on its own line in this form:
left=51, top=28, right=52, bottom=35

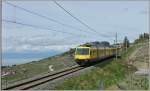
left=2, top=50, right=66, bottom=66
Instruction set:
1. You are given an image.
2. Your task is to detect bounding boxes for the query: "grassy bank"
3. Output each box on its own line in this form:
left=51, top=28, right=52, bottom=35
left=55, top=43, right=147, bottom=90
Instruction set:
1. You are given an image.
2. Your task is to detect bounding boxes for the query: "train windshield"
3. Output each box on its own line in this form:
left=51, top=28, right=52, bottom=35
left=76, top=48, right=89, bottom=55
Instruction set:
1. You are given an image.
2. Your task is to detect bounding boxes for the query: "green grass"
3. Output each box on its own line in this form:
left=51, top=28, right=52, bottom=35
left=55, top=60, right=136, bottom=90
left=55, top=42, right=148, bottom=90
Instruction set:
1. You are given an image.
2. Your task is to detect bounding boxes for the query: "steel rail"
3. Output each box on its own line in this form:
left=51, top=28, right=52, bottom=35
left=3, top=65, right=84, bottom=90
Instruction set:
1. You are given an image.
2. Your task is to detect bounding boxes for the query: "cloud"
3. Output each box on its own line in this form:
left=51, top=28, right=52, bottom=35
left=4, top=44, right=77, bottom=53
left=3, top=33, right=79, bottom=53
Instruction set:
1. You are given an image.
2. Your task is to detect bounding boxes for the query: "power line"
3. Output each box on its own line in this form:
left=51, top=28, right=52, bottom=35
left=53, top=0, right=110, bottom=38
left=3, top=19, right=87, bottom=37
left=6, top=2, right=114, bottom=41
left=6, top=2, right=112, bottom=39
left=6, top=2, right=95, bottom=37
left=4, top=19, right=87, bottom=46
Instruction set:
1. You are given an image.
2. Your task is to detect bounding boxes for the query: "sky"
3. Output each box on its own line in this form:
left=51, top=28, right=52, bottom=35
left=2, top=0, right=149, bottom=65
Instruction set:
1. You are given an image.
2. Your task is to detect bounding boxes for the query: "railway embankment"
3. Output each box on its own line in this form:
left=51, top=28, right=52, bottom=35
left=55, top=42, right=149, bottom=90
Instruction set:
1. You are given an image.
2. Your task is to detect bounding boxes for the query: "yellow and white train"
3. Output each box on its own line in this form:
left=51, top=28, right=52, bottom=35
left=74, top=46, right=117, bottom=65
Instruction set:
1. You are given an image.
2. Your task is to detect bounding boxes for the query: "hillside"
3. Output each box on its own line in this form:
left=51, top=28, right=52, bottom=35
left=1, top=49, right=77, bottom=89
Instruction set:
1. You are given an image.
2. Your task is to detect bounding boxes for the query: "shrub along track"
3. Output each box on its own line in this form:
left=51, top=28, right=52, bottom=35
left=3, top=65, right=85, bottom=90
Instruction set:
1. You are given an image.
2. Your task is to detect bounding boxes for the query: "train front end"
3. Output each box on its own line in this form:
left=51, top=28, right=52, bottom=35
left=74, top=46, right=90, bottom=65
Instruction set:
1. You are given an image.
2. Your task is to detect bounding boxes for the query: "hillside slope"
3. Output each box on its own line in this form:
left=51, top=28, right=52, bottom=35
left=1, top=49, right=77, bottom=89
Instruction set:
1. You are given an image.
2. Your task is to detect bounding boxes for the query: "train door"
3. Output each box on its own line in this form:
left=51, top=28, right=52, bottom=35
left=96, top=47, right=99, bottom=59
left=90, top=49, right=94, bottom=59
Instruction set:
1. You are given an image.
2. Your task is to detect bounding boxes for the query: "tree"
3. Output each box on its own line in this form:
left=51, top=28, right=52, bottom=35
left=134, top=33, right=149, bottom=44
left=100, top=41, right=110, bottom=47
left=123, top=36, right=130, bottom=48
left=139, top=34, right=144, bottom=39
left=143, top=33, right=149, bottom=39
left=139, top=33, right=149, bottom=40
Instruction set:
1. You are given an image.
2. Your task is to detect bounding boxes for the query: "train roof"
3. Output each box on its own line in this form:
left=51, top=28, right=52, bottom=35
left=76, top=46, right=115, bottom=49
left=76, top=46, right=90, bottom=48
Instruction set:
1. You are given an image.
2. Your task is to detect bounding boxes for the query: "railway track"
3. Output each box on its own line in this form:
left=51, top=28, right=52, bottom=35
left=3, top=65, right=84, bottom=90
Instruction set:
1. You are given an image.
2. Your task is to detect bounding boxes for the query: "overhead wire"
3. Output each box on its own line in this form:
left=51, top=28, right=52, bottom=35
left=6, top=2, right=115, bottom=43
left=6, top=2, right=97, bottom=37
left=3, top=19, right=87, bottom=37
left=52, top=0, right=113, bottom=38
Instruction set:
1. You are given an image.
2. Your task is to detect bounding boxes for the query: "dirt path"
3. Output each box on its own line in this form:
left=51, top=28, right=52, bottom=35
left=128, top=42, right=148, bottom=65
left=118, top=43, right=149, bottom=90
left=129, top=46, right=143, bottom=60
left=133, top=44, right=149, bottom=76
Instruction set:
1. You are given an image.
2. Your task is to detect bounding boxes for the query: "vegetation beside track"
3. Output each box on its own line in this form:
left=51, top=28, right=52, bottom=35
left=55, top=40, right=149, bottom=90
